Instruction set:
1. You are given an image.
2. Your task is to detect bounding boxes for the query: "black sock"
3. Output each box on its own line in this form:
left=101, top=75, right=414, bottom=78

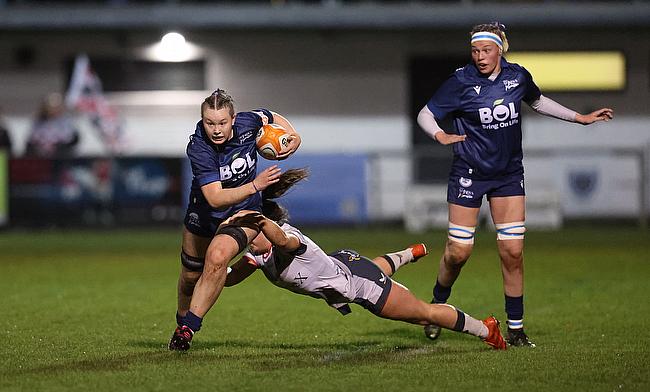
left=176, top=312, right=183, bottom=327
left=432, top=279, right=452, bottom=304
left=452, top=309, right=466, bottom=332
left=505, top=294, right=524, bottom=330
left=182, top=311, right=203, bottom=332
left=380, top=255, right=396, bottom=275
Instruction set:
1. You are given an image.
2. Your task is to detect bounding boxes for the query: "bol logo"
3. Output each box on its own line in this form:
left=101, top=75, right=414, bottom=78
left=220, top=152, right=255, bottom=180
left=478, top=99, right=519, bottom=124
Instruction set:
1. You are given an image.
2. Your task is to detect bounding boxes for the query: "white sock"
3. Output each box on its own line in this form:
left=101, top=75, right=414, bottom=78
left=463, top=314, right=489, bottom=338
left=383, top=249, right=413, bottom=273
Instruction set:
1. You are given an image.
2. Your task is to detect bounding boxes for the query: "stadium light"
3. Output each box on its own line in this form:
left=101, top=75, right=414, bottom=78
left=143, top=31, right=204, bottom=62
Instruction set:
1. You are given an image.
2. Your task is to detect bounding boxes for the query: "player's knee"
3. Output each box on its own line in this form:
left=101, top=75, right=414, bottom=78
left=445, top=240, right=473, bottom=266
left=202, top=261, right=228, bottom=278
left=502, top=243, right=523, bottom=260
left=500, top=247, right=524, bottom=271
left=495, top=221, right=525, bottom=264
left=203, top=248, right=230, bottom=276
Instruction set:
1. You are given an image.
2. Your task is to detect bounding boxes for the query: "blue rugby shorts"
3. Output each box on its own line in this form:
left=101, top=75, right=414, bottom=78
left=447, top=172, right=525, bottom=208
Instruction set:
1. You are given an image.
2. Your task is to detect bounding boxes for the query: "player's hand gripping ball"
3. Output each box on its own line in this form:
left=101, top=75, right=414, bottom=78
left=256, top=124, right=290, bottom=160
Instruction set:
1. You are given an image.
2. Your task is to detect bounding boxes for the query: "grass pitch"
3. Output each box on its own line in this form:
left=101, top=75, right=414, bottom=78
left=1, top=225, right=649, bottom=391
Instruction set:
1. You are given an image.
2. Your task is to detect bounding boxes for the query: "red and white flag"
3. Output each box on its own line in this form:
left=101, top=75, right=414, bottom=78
left=65, top=54, right=124, bottom=154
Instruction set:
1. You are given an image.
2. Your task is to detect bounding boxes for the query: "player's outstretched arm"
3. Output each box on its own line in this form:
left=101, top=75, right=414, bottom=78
left=271, top=112, right=301, bottom=159
left=575, top=108, right=614, bottom=125
left=224, top=257, right=257, bottom=287
left=530, top=96, right=614, bottom=125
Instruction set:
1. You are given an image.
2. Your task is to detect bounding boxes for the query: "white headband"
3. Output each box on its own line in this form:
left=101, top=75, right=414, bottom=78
left=471, top=32, right=503, bottom=49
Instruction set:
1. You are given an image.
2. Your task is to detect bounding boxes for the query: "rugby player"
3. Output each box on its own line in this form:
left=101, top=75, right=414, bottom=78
left=416, top=23, right=613, bottom=346
left=168, top=89, right=301, bottom=351
left=222, top=169, right=507, bottom=351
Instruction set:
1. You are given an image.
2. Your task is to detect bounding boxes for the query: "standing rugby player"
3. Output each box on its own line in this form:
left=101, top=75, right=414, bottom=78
left=416, top=23, right=613, bottom=346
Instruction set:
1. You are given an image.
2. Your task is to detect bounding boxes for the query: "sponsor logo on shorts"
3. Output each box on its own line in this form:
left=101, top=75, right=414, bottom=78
left=457, top=188, right=474, bottom=199
left=339, top=250, right=361, bottom=261
left=520, top=179, right=524, bottom=189
left=459, top=177, right=472, bottom=188
left=188, top=212, right=200, bottom=227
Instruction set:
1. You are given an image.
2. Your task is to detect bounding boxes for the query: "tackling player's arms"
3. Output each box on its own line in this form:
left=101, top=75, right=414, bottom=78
left=223, top=212, right=301, bottom=287
left=258, top=218, right=301, bottom=252
left=226, top=211, right=301, bottom=253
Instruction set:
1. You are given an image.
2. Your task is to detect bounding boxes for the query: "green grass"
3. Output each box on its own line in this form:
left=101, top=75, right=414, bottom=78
left=1, top=226, right=649, bottom=391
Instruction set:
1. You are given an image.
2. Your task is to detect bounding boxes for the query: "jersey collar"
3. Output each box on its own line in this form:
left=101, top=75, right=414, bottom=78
left=469, top=57, right=511, bottom=80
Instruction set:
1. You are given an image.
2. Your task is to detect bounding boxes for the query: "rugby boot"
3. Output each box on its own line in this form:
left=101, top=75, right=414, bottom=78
left=482, top=316, right=507, bottom=350
left=168, top=325, right=194, bottom=351
left=408, top=243, right=428, bottom=262
left=507, top=328, right=536, bottom=348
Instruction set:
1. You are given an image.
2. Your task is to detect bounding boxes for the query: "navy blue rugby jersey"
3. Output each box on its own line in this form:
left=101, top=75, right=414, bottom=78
left=186, top=108, right=274, bottom=220
left=426, top=58, right=541, bottom=179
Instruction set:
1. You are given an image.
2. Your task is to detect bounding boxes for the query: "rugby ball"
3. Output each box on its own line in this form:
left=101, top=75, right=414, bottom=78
left=256, top=124, right=290, bottom=160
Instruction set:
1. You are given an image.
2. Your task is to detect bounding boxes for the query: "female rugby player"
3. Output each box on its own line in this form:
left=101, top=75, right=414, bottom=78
left=222, top=169, right=506, bottom=351
left=416, top=23, right=613, bottom=346
left=168, top=89, right=301, bottom=351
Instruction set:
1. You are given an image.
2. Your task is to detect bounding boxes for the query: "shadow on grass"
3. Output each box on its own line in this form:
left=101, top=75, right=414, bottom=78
left=130, top=338, right=383, bottom=351
left=3, top=332, right=481, bottom=379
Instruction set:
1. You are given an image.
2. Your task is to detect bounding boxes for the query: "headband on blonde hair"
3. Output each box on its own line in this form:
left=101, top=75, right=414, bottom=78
left=471, top=32, right=503, bottom=49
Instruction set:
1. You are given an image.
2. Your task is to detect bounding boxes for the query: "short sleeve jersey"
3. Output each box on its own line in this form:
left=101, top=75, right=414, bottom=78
left=426, top=58, right=541, bottom=179
left=245, top=223, right=355, bottom=308
left=186, top=108, right=273, bottom=220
